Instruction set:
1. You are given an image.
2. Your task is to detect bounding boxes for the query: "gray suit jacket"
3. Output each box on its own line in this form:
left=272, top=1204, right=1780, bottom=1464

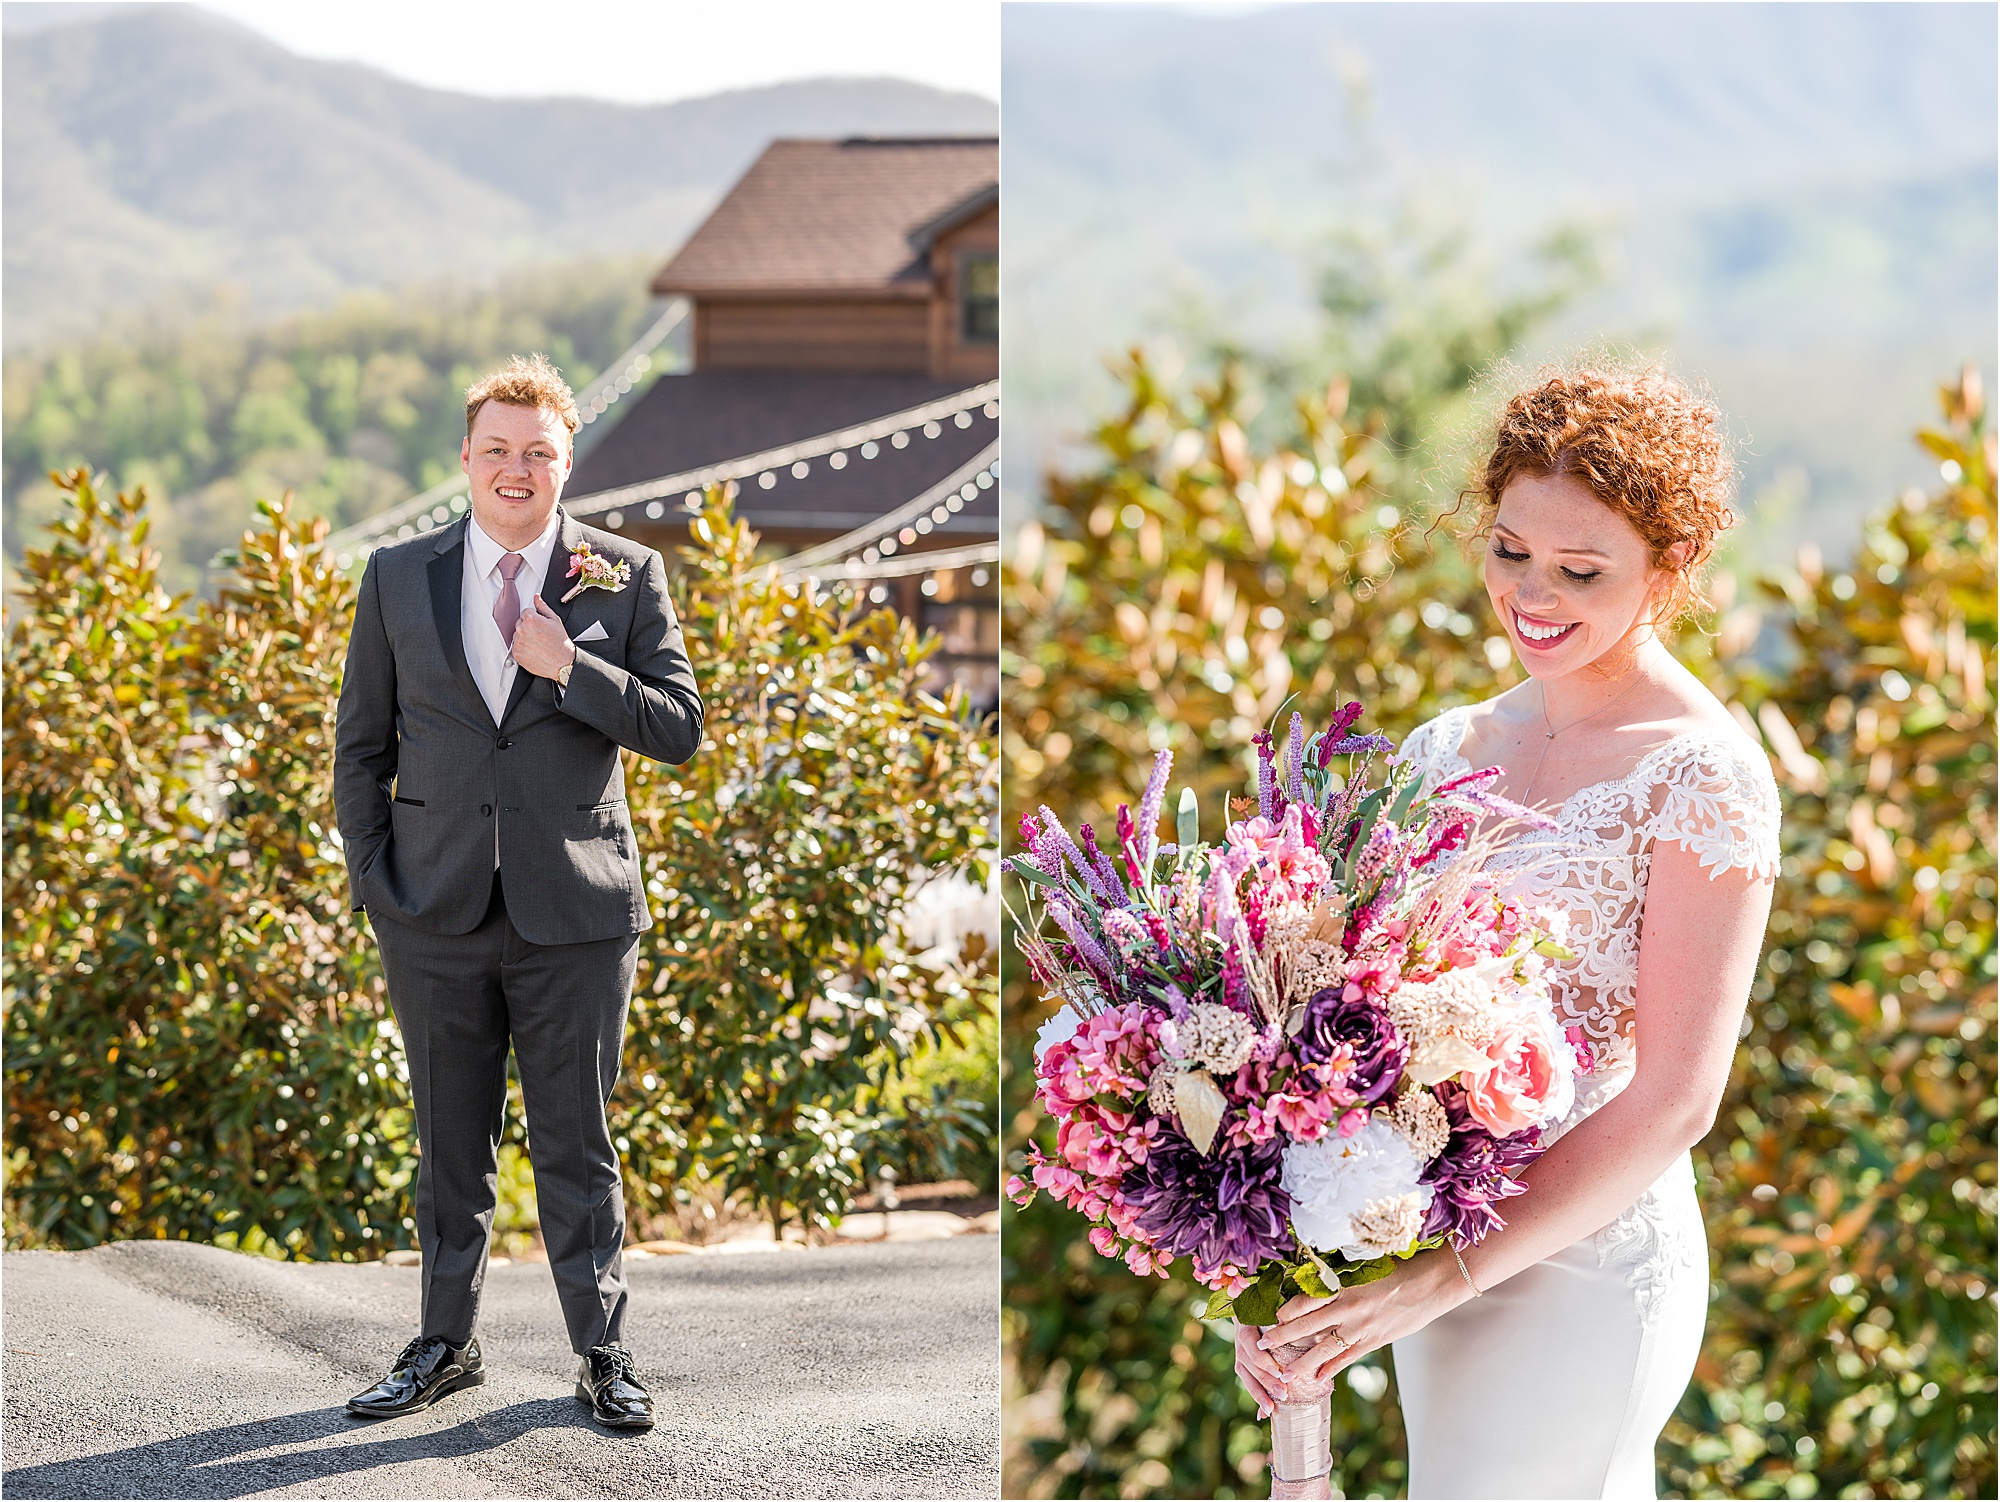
left=333, top=507, right=703, bottom=946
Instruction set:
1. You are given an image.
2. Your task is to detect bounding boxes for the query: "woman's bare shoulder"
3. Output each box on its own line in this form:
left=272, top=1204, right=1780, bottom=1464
left=1648, top=658, right=1759, bottom=754
left=1454, top=684, right=1540, bottom=759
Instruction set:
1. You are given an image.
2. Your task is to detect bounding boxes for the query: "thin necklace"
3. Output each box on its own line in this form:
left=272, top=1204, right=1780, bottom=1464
left=1519, top=671, right=1649, bottom=808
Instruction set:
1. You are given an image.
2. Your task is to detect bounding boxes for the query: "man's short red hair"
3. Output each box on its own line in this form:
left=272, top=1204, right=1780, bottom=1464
left=464, top=353, right=580, bottom=446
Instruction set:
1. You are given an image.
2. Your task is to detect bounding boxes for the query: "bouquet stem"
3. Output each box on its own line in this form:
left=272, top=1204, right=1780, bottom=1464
left=1266, top=1337, right=1335, bottom=1500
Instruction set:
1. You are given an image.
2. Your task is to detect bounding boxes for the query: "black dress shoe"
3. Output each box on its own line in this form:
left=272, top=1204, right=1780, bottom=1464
left=346, top=1334, right=485, bottom=1418
left=576, top=1343, right=654, bottom=1429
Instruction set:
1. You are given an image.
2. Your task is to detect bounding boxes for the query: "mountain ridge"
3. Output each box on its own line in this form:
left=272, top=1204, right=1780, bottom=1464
left=3, top=3, right=998, bottom=350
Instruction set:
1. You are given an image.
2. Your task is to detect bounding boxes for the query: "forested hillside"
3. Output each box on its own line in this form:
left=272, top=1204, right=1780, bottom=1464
left=3, top=257, right=658, bottom=592
left=3, top=4, right=996, bottom=349
left=1001, top=4, right=1997, bottom=573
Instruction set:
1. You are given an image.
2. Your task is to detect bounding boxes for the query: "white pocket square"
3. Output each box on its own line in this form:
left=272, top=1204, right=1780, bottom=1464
left=574, top=620, right=610, bottom=643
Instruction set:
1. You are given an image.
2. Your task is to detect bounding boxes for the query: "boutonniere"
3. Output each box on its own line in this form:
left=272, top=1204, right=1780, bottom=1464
left=561, top=541, right=632, bottom=603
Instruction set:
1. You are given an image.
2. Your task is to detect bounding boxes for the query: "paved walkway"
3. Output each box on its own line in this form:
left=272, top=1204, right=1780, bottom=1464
left=2, top=1237, right=998, bottom=1498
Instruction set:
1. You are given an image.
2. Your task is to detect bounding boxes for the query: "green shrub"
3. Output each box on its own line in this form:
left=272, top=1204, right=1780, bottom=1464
left=1669, top=371, right=1996, bottom=1499
left=613, top=492, right=996, bottom=1238
left=3, top=472, right=411, bottom=1259
left=5, top=474, right=998, bottom=1256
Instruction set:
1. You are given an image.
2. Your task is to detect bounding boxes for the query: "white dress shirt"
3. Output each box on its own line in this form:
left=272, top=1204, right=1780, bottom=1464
left=462, top=509, right=562, bottom=728
left=463, top=509, right=561, bottom=871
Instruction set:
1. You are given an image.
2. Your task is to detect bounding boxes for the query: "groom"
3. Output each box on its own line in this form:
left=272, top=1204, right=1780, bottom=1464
left=333, top=353, right=703, bottom=1429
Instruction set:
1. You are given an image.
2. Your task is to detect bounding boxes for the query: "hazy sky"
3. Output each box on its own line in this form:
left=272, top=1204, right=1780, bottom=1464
left=192, top=0, right=999, bottom=104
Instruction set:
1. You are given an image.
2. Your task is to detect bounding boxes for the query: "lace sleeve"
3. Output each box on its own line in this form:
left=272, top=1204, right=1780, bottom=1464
left=1393, top=706, right=1469, bottom=790
left=1646, top=735, right=1782, bottom=880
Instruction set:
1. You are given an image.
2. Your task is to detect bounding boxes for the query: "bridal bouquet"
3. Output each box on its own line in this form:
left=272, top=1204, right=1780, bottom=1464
left=1007, top=703, right=1589, bottom=1339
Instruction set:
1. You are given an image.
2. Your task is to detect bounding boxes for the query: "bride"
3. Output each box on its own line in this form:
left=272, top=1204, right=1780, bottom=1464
left=1234, top=366, right=1781, bottom=1499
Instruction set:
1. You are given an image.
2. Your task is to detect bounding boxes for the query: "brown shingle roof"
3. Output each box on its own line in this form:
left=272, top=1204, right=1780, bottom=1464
left=565, top=370, right=996, bottom=538
left=651, top=137, right=997, bottom=299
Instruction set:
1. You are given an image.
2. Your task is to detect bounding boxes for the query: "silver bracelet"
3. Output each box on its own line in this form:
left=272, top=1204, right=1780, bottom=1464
left=1451, top=1242, right=1482, bottom=1297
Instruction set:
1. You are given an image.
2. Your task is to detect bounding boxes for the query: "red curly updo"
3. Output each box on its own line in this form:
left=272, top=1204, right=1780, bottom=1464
left=1473, top=364, right=1736, bottom=627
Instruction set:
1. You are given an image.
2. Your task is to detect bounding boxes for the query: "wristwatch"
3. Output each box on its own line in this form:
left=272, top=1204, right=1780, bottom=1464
left=556, top=654, right=575, bottom=691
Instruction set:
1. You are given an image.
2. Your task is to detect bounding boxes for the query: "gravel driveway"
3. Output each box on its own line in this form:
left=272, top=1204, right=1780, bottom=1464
left=2, top=1236, right=998, bottom=1498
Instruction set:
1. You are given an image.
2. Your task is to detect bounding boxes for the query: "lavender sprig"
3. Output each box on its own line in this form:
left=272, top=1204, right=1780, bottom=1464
left=1137, top=749, right=1173, bottom=873
left=1283, top=711, right=1306, bottom=806
left=1039, top=806, right=1119, bottom=904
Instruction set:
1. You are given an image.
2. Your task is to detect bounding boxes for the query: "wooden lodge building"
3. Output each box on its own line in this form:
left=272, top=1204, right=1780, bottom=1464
left=560, top=136, right=1000, bottom=710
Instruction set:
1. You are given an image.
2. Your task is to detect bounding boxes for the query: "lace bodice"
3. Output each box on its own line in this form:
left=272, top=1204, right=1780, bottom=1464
left=1397, top=702, right=1781, bottom=1136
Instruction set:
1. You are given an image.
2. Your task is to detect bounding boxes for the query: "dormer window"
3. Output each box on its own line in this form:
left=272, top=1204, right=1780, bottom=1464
left=959, top=253, right=998, bottom=345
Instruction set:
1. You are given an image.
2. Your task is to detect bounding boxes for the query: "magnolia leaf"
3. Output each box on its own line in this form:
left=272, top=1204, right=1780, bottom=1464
left=1407, top=1033, right=1490, bottom=1086
left=1305, top=893, right=1348, bottom=944
left=1294, top=1260, right=1333, bottom=1299
left=1176, top=785, right=1199, bottom=849
left=1290, top=1224, right=1344, bottom=1294
left=1231, top=1265, right=1287, bottom=1328
left=1201, top=1287, right=1237, bottom=1321
left=1174, top=1067, right=1228, bottom=1156
left=1341, top=1254, right=1397, bottom=1287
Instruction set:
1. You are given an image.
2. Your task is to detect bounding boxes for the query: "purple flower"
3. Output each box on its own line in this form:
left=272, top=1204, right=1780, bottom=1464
left=1296, top=988, right=1407, bottom=1104
left=1324, top=733, right=1396, bottom=758
left=1283, top=711, right=1306, bottom=805
left=1433, top=766, right=1559, bottom=831
left=1040, top=806, right=1119, bottom=904
left=1079, top=821, right=1129, bottom=902
left=1124, top=1129, right=1294, bottom=1271
left=1421, top=1086, right=1547, bottom=1245
left=1314, top=702, right=1365, bottom=767
left=1253, top=729, right=1281, bottom=820
left=1137, top=750, right=1172, bottom=867
left=1047, top=897, right=1116, bottom=984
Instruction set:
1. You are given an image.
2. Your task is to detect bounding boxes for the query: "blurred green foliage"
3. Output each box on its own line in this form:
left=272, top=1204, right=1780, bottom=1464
left=1001, top=363, right=1995, bottom=1497
left=617, top=490, right=997, bottom=1238
left=1669, top=373, right=1997, bottom=1499
left=2, top=257, right=658, bottom=594
left=5, top=475, right=997, bottom=1258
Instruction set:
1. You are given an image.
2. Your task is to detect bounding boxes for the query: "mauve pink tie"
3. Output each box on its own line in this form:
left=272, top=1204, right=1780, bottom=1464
left=493, top=552, right=526, bottom=656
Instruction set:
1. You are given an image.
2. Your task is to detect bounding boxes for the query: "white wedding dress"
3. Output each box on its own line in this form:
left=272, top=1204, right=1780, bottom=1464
left=1388, top=703, right=1781, bottom=1500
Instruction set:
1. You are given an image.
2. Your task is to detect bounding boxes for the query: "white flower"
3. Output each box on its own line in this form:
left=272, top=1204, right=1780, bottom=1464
left=1282, top=1117, right=1433, bottom=1260
left=1181, top=1001, right=1257, bottom=1074
left=1381, top=1086, right=1450, bottom=1163
left=1034, top=1003, right=1083, bottom=1064
left=1522, top=1000, right=1579, bottom=1130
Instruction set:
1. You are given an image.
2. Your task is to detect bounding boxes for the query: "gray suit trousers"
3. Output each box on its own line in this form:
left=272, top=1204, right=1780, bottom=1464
left=371, top=871, right=639, bottom=1355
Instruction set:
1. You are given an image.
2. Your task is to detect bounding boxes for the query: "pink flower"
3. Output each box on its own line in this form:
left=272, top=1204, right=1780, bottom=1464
left=1106, top=1194, right=1143, bottom=1239
left=1041, top=1003, right=1160, bottom=1109
left=1196, top=1263, right=1254, bottom=1297
left=1225, top=806, right=1332, bottom=900
left=1250, top=1088, right=1340, bottom=1143
left=1463, top=1013, right=1565, bottom=1135
left=1126, top=1244, right=1170, bottom=1277
left=1058, top=1116, right=1129, bottom=1177
left=1089, top=1226, right=1122, bottom=1259
left=1004, top=1173, right=1034, bottom=1206
left=1031, top=1160, right=1083, bottom=1199
left=1336, top=1107, right=1370, bottom=1138
left=1275, top=1090, right=1339, bottom=1140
